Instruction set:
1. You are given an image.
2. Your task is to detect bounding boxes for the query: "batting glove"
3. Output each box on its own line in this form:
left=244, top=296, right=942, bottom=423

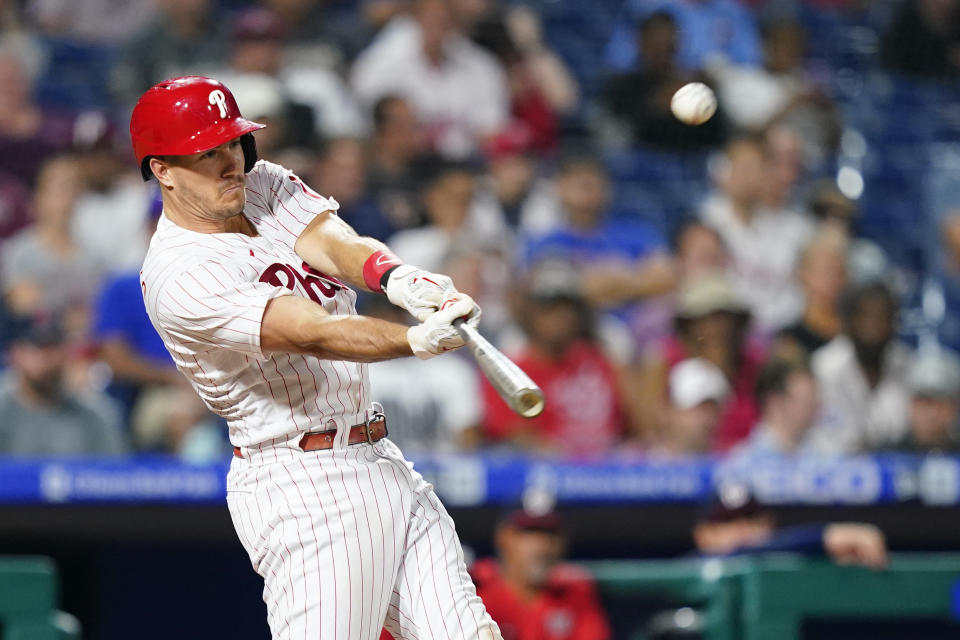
left=385, top=264, right=457, bottom=322
left=407, top=293, right=481, bottom=359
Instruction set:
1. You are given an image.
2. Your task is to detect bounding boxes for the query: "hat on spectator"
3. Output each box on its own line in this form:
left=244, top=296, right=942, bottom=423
left=7, top=313, right=66, bottom=347
left=670, top=358, right=729, bottom=410
left=908, top=349, right=960, bottom=400
left=526, top=258, right=582, bottom=303
left=676, top=274, right=747, bottom=319
left=502, top=486, right=565, bottom=534
left=699, top=481, right=764, bottom=524
left=226, top=73, right=286, bottom=121
left=233, top=8, right=285, bottom=41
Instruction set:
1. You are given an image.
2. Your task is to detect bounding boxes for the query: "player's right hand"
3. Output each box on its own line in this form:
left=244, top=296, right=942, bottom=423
left=385, top=264, right=457, bottom=321
left=406, top=293, right=480, bottom=359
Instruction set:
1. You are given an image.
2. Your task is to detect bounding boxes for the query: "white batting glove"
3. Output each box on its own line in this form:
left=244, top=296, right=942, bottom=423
left=385, top=264, right=457, bottom=322
left=407, top=293, right=482, bottom=359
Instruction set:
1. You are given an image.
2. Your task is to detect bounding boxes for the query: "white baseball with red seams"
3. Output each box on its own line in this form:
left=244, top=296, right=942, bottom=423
left=670, top=82, right=718, bottom=125
left=141, top=159, right=501, bottom=640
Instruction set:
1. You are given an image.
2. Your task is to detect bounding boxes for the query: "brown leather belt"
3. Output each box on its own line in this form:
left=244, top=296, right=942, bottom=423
left=233, top=416, right=387, bottom=458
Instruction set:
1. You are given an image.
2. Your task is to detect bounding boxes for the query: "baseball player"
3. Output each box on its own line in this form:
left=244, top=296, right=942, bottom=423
left=131, top=76, right=502, bottom=640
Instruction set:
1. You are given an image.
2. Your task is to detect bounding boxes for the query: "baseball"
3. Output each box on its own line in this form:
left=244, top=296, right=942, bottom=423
left=670, top=82, right=717, bottom=125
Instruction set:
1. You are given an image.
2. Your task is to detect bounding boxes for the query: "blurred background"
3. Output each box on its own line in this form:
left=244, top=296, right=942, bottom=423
left=2, top=0, right=960, bottom=638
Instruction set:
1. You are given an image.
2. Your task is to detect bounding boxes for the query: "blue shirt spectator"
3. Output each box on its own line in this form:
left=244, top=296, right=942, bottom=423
left=521, top=218, right=666, bottom=268
left=604, top=0, right=762, bottom=72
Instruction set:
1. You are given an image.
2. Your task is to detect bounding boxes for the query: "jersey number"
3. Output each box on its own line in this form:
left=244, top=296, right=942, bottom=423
left=259, top=263, right=342, bottom=304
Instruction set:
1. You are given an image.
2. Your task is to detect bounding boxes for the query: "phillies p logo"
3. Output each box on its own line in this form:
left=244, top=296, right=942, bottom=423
left=209, top=90, right=227, bottom=118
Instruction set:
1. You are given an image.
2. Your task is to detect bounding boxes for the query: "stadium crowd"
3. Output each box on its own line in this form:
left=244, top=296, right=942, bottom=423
left=1, top=0, right=960, bottom=466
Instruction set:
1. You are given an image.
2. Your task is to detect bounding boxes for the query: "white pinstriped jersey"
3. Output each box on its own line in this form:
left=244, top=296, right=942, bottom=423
left=141, top=160, right=370, bottom=448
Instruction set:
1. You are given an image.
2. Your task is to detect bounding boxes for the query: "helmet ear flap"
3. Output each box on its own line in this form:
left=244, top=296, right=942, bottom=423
left=241, top=133, right=258, bottom=173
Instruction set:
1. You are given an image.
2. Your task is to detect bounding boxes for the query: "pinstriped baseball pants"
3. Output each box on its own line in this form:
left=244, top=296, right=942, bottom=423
left=226, top=437, right=502, bottom=640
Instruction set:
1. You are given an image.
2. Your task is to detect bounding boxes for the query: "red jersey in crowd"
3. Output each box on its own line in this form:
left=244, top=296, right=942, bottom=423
left=470, top=558, right=611, bottom=640
left=481, top=340, right=624, bottom=456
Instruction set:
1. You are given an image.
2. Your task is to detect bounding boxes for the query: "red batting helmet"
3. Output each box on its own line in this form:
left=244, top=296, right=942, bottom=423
left=129, top=76, right=265, bottom=181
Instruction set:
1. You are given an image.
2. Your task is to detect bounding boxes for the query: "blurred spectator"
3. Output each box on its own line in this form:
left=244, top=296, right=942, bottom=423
left=471, top=8, right=578, bottom=153
left=0, top=170, right=31, bottom=242
left=730, top=357, right=821, bottom=459
left=366, top=95, right=429, bottom=234
left=700, top=137, right=814, bottom=331
left=709, top=20, right=840, bottom=166
left=211, top=8, right=364, bottom=141
left=602, top=10, right=726, bottom=151
left=881, top=0, right=960, bottom=80
left=481, top=261, right=626, bottom=456
left=0, top=313, right=126, bottom=455
left=474, top=142, right=554, bottom=234
left=520, top=157, right=675, bottom=310
left=389, top=158, right=506, bottom=271
left=1, top=155, right=103, bottom=335
left=809, top=282, right=913, bottom=453
left=760, top=125, right=804, bottom=214
left=806, top=180, right=891, bottom=286
left=351, top=0, right=509, bottom=158
left=471, top=506, right=612, bottom=640
left=504, top=6, right=579, bottom=116
left=604, top=0, right=762, bottom=72
left=0, top=48, right=101, bottom=187
left=111, top=0, right=228, bottom=105
left=263, top=0, right=356, bottom=68
left=636, top=274, right=765, bottom=451
left=626, top=220, right=731, bottom=357
left=28, top=0, right=157, bottom=44
left=71, top=126, right=154, bottom=273
left=693, top=483, right=888, bottom=569
left=365, top=296, right=482, bottom=452
left=309, top=138, right=389, bottom=240
left=777, top=226, right=848, bottom=358
left=889, top=349, right=960, bottom=453
left=650, top=357, right=729, bottom=456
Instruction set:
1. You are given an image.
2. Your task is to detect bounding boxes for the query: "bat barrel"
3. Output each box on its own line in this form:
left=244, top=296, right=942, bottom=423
left=454, top=319, right=545, bottom=418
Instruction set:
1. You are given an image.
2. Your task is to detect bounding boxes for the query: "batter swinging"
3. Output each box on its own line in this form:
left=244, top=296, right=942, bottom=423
left=132, top=76, right=502, bottom=640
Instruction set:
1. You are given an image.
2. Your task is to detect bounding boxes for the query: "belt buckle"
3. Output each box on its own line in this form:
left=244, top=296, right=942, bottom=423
left=364, top=402, right=387, bottom=444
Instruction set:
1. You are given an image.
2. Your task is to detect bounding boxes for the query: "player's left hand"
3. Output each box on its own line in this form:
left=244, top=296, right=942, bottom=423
left=385, top=264, right=458, bottom=321
left=407, top=293, right=481, bottom=359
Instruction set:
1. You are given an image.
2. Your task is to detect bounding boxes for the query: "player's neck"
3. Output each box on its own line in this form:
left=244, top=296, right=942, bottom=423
left=164, top=206, right=258, bottom=236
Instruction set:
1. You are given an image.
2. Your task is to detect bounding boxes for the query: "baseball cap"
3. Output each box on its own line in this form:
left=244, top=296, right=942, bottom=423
left=526, top=258, right=582, bottom=303
left=502, top=508, right=565, bottom=534
left=6, top=313, right=66, bottom=347
left=909, top=349, right=960, bottom=399
left=699, top=482, right=764, bottom=524
left=669, top=358, right=729, bottom=409
left=675, top=274, right=747, bottom=319
left=232, top=9, right=285, bottom=41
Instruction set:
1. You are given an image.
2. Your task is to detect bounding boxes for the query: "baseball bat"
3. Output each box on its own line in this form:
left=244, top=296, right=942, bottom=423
left=453, top=319, right=545, bottom=418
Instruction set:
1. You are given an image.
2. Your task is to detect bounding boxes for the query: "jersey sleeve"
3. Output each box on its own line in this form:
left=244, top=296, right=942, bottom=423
left=153, top=260, right=289, bottom=361
left=245, top=160, right=341, bottom=253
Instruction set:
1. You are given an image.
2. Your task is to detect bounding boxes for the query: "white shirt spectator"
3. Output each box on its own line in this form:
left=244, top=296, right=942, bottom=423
left=369, top=354, right=481, bottom=453
left=700, top=193, right=814, bottom=331
left=72, top=174, right=152, bottom=272
left=809, top=335, right=914, bottom=453
left=351, top=16, right=509, bottom=158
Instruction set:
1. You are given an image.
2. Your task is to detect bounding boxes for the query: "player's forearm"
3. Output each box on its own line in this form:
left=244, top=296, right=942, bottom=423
left=294, top=211, right=392, bottom=291
left=261, top=295, right=413, bottom=362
